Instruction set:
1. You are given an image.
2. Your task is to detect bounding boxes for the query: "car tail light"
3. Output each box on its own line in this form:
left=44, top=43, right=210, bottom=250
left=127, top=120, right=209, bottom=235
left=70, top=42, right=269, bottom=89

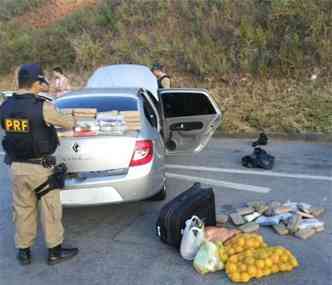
left=130, top=140, right=153, bottom=167
left=73, top=130, right=97, bottom=137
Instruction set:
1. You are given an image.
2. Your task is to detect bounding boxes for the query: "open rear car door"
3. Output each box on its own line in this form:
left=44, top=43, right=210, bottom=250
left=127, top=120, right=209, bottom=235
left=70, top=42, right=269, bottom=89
left=158, top=88, right=222, bottom=155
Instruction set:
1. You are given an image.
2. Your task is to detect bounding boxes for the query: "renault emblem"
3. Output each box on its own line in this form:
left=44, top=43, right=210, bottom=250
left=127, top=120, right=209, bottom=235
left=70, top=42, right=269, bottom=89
left=73, top=143, right=80, bottom=153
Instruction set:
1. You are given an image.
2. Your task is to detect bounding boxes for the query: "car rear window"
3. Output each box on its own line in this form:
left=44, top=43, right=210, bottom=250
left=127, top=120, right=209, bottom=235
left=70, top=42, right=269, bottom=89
left=56, top=96, right=138, bottom=112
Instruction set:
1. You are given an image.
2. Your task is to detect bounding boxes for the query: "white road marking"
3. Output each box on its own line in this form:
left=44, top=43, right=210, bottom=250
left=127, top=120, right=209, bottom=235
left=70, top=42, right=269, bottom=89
left=165, top=172, right=271, bottom=193
left=166, top=164, right=332, bottom=182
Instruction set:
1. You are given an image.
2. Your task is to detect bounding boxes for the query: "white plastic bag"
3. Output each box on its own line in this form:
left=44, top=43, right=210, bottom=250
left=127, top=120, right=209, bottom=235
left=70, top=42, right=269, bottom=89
left=180, top=216, right=204, bottom=261
left=193, top=241, right=224, bottom=275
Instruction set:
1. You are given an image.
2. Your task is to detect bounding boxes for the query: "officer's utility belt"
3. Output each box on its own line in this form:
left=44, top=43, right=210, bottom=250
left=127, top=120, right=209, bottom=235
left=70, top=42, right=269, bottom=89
left=12, top=155, right=56, bottom=168
left=33, top=163, right=68, bottom=200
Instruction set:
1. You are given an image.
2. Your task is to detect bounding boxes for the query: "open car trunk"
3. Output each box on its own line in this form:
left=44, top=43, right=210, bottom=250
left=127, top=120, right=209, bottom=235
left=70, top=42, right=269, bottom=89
left=55, top=94, right=141, bottom=174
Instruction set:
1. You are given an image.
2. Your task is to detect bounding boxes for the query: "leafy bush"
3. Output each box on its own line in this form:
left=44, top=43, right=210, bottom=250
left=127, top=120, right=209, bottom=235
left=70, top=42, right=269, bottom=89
left=70, top=32, right=105, bottom=70
left=0, top=0, right=45, bottom=21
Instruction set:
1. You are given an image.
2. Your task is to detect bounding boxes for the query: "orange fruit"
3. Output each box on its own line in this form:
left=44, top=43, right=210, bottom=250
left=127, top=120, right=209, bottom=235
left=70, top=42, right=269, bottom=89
left=263, top=268, right=271, bottom=276
left=240, top=272, right=250, bottom=282
left=235, top=246, right=243, bottom=253
left=238, top=237, right=245, bottom=247
left=258, top=251, right=268, bottom=259
left=280, top=264, right=288, bottom=272
left=227, top=263, right=237, bottom=274
left=256, top=259, right=265, bottom=269
left=271, top=254, right=280, bottom=264
left=229, top=255, right=238, bottom=263
left=256, top=269, right=263, bottom=278
left=283, top=248, right=291, bottom=255
left=231, top=272, right=241, bottom=282
left=281, top=254, right=289, bottom=263
left=228, top=248, right=235, bottom=255
left=265, top=258, right=273, bottom=268
left=271, top=264, right=279, bottom=273
left=248, top=265, right=257, bottom=276
left=245, top=257, right=255, bottom=265
left=239, top=264, right=247, bottom=272
left=256, top=235, right=263, bottom=243
left=253, top=240, right=261, bottom=248
left=246, top=239, right=255, bottom=248
left=244, top=250, right=253, bottom=257
left=275, top=248, right=284, bottom=255
left=285, top=263, right=293, bottom=272
left=290, top=257, right=299, bottom=267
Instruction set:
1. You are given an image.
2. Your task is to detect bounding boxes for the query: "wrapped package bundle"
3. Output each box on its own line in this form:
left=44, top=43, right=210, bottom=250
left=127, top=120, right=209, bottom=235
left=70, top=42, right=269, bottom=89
left=120, top=111, right=141, bottom=130
left=97, top=111, right=127, bottom=134
left=61, top=108, right=97, bottom=118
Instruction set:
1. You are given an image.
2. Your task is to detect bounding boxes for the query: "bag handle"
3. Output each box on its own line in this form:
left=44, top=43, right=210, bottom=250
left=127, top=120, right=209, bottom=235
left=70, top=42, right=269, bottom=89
left=190, top=226, right=204, bottom=237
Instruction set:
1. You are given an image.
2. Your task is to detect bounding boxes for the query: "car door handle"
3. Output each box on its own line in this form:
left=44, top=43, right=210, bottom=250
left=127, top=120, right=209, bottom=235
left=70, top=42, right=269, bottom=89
left=170, top=122, right=203, bottom=131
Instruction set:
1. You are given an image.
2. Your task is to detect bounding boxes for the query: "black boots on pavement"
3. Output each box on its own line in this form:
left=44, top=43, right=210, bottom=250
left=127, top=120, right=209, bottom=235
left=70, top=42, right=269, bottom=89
left=48, top=245, right=79, bottom=265
left=17, top=245, right=79, bottom=266
left=17, top=248, right=31, bottom=265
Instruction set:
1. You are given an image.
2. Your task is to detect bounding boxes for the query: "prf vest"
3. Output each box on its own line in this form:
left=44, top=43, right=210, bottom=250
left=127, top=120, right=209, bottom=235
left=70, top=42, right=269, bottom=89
left=158, top=74, right=170, bottom=89
left=0, top=94, right=59, bottom=160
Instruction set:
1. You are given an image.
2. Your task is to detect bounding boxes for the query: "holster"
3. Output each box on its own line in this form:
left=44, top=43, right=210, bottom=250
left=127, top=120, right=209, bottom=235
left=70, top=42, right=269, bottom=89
left=3, top=154, right=12, bottom=166
left=33, top=163, right=68, bottom=200
left=9, top=155, right=56, bottom=168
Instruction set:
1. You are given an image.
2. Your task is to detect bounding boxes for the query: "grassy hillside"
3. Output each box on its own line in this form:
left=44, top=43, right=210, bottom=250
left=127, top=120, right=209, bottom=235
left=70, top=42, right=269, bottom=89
left=0, top=0, right=331, bottom=134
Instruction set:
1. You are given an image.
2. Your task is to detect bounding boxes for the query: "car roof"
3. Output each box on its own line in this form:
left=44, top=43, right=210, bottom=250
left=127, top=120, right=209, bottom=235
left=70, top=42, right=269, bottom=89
left=86, top=64, right=158, bottom=99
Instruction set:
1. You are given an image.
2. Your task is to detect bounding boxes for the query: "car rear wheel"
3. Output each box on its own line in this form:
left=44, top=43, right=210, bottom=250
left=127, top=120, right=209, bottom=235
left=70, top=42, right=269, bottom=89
left=147, top=184, right=167, bottom=201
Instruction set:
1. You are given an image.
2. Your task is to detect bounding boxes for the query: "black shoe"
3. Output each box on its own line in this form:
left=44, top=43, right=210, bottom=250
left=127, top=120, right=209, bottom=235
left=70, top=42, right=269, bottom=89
left=47, top=245, right=79, bottom=266
left=252, top=132, right=268, bottom=147
left=17, top=248, right=31, bottom=266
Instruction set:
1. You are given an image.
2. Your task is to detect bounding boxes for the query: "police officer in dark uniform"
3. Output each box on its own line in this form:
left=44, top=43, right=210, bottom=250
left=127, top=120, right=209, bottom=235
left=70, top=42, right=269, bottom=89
left=151, top=63, right=171, bottom=89
left=0, top=64, right=78, bottom=265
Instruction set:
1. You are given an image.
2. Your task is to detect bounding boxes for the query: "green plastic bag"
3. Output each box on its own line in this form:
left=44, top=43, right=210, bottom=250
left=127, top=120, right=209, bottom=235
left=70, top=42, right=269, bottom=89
left=193, top=241, right=224, bottom=275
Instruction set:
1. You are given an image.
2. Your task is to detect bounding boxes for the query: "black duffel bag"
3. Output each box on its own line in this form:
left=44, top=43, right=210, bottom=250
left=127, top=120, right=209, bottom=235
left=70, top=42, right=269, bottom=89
left=156, top=183, right=216, bottom=248
left=242, top=147, right=275, bottom=170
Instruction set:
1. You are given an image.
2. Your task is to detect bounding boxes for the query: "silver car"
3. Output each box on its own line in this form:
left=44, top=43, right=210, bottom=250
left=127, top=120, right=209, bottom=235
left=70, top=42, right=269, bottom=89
left=55, top=65, right=222, bottom=206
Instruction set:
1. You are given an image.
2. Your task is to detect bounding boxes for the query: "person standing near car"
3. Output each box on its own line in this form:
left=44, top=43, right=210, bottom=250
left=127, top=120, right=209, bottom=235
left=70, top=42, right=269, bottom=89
left=0, top=64, right=79, bottom=266
left=51, top=66, right=71, bottom=98
left=151, top=63, right=171, bottom=89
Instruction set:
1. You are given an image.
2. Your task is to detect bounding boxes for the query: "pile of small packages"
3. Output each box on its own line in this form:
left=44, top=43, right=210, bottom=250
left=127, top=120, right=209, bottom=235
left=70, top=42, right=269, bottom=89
left=155, top=184, right=302, bottom=283
left=179, top=216, right=299, bottom=283
left=58, top=108, right=141, bottom=137
left=217, top=200, right=325, bottom=240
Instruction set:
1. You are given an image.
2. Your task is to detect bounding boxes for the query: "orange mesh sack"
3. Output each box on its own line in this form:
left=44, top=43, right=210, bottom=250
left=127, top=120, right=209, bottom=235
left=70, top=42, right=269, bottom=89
left=225, top=246, right=299, bottom=283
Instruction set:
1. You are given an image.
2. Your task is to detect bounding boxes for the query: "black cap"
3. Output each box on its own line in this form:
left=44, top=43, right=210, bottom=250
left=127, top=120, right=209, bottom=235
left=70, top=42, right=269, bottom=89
left=18, top=64, right=49, bottom=86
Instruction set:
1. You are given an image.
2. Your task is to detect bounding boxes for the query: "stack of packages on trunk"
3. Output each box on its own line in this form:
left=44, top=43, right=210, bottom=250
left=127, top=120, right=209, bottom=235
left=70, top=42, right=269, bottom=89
left=216, top=200, right=325, bottom=240
left=57, top=109, right=141, bottom=137
left=120, top=111, right=141, bottom=131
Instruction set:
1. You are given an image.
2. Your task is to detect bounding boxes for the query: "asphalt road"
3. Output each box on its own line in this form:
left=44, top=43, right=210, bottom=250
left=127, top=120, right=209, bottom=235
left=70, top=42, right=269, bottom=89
left=0, top=137, right=331, bottom=285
